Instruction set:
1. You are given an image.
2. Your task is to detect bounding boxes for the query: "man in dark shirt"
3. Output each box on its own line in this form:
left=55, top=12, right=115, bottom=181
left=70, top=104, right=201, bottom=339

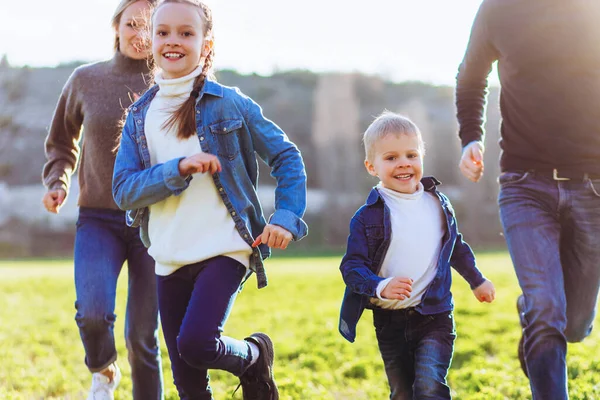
left=455, top=1, right=600, bottom=399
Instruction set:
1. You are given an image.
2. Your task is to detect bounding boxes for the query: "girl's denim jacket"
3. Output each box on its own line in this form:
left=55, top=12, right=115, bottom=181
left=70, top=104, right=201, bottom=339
left=112, top=79, right=308, bottom=289
left=338, top=177, right=485, bottom=342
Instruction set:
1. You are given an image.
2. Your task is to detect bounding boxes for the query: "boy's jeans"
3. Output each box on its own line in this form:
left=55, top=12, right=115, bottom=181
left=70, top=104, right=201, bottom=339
left=498, top=171, right=600, bottom=400
left=156, top=256, right=253, bottom=400
left=74, top=207, right=163, bottom=400
left=373, top=308, right=455, bottom=400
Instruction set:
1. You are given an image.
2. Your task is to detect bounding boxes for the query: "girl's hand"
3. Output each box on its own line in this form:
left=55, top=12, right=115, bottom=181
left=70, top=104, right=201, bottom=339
left=252, top=224, right=293, bottom=250
left=178, top=153, right=221, bottom=176
left=42, top=189, right=66, bottom=214
left=473, top=279, right=496, bottom=303
left=381, top=277, right=413, bottom=300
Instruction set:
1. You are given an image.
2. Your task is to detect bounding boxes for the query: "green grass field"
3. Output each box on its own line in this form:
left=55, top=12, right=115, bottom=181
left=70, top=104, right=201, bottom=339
left=1, top=253, right=599, bottom=399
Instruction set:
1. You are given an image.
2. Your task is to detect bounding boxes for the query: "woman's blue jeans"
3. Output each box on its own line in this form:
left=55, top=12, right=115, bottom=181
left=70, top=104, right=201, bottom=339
left=74, top=207, right=163, bottom=399
left=499, top=172, right=600, bottom=400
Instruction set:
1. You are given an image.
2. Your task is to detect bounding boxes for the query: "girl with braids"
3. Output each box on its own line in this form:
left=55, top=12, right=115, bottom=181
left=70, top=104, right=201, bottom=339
left=41, top=1, right=163, bottom=399
left=112, top=0, right=307, bottom=399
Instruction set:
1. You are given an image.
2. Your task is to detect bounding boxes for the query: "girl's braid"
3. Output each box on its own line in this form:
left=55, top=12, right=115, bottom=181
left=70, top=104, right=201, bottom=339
left=190, top=2, right=214, bottom=97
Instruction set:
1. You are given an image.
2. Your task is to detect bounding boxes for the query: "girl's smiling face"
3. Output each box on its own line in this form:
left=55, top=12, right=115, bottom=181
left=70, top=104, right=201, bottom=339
left=152, top=2, right=211, bottom=79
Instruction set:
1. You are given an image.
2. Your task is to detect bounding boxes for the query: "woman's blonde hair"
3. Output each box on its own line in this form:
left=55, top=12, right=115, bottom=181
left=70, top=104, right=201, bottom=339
left=111, top=0, right=156, bottom=52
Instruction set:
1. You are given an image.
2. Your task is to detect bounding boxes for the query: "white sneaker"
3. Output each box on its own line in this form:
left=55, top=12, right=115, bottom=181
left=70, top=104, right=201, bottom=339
left=87, top=363, right=121, bottom=400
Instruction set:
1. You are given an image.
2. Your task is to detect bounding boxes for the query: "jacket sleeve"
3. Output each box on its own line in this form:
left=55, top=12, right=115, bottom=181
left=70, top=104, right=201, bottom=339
left=42, top=70, right=83, bottom=194
left=456, top=0, right=499, bottom=148
left=450, top=228, right=486, bottom=290
left=340, top=213, right=385, bottom=297
left=112, top=111, right=191, bottom=211
left=243, top=93, right=308, bottom=241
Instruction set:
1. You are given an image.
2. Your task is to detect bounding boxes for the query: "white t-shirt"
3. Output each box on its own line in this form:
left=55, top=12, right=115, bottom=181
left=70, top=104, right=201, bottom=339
left=144, top=67, right=252, bottom=275
left=370, top=183, right=446, bottom=309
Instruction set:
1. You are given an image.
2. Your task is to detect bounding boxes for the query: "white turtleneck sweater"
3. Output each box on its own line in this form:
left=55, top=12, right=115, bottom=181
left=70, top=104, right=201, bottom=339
left=370, top=183, right=446, bottom=309
left=145, top=67, right=252, bottom=275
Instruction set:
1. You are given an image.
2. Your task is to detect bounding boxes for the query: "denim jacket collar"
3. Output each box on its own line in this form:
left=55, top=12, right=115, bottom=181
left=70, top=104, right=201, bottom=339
left=365, top=176, right=442, bottom=206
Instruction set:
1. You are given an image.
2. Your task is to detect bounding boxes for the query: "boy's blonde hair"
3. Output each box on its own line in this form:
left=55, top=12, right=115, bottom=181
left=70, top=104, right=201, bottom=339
left=363, top=111, right=425, bottom=161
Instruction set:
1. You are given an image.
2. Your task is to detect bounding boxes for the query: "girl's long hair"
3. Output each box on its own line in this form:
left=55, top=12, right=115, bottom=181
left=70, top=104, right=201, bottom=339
left=152, top=0, right=215, bottom=139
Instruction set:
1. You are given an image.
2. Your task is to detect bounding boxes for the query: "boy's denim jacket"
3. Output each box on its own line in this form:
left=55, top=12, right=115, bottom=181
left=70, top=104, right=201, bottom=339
left=112, top=79, right=308, bottom=289
left=338, top=177, right=485, bottom=342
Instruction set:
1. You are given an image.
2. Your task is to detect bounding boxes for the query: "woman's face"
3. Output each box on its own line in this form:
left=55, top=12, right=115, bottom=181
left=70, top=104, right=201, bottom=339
left=117, top=1, right=151, bottom=60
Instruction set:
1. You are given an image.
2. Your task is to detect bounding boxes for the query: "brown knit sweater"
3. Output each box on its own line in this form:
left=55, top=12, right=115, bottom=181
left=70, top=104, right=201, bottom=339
left=42, top=51, right=151, bottom=209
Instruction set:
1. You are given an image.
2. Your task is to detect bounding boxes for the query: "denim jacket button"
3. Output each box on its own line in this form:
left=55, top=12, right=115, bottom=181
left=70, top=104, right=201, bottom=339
left=231, top=211, right=236, bottom=216
left=244, top=234, right=249, bottom=238
left=223, top=127, right=227, bottom=132
left=200, top=136, right=204, bottom=141
left=196, top=110, right=200, bottom=114
left=133, top=107, right=137, bottom=111
left=219, top=188, right=224, bottom=192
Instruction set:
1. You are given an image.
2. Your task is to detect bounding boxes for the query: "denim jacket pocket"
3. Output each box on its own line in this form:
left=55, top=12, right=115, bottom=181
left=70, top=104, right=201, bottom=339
left=498, top=171, right=529, bottom=186
left=209, top=119, right=243, bottom=160
left=365, top=224, right=384, bottom=258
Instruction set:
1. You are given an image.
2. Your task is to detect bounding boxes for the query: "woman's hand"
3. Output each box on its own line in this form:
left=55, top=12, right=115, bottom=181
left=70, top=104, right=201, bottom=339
left=252, top=224, right=293, bottom=250
left=42, top=189, right=66, bottom=214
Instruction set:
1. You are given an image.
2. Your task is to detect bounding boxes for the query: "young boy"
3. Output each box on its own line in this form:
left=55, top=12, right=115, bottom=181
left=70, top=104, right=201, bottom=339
left=338, top=111, right=495, bottom=399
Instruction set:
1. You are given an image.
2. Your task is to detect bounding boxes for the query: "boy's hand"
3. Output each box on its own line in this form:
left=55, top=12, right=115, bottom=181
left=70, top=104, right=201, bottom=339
left=459, top=141, right=485, bottom=182
left=473, top=279, right=496, bottom=303
left=178, top=153, right=221, bottom=176
left=381, top=277, right=413, bottom=300
left=42, top=189, right=66, bottom=214
left=252, top=224, right=293, bottom=250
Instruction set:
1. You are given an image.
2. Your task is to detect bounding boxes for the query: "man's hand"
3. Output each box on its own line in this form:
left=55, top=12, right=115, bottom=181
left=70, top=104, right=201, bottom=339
left=381, top=277, right=413, bottom=300
left=459, top=141, right=485, bottom=182
left=252, top=224, right=293, bottom=250
left=178, top=153, right=221, bottom=176
left=42, top=189, right=67, bottom=214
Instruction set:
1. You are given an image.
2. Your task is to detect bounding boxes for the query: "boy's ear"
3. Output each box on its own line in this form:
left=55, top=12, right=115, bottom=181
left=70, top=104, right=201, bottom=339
left=364, top=160, right=377, bottom=177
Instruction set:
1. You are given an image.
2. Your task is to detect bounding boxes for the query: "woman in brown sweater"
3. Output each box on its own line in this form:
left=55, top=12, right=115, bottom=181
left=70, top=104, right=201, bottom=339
left=41, top=1, right=162, bottom=398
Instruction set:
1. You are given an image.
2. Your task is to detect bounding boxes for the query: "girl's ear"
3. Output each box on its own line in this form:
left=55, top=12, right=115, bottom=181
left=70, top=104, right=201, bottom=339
left=202, top=36, right=214, bottom=57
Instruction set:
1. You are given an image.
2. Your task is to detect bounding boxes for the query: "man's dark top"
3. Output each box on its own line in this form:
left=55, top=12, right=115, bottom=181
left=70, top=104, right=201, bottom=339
left=456, top=0, right=600, bottom=174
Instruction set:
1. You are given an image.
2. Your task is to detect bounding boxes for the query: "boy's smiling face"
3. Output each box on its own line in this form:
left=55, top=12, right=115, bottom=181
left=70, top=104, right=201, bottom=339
left=365, top=132, right=423, bottom=194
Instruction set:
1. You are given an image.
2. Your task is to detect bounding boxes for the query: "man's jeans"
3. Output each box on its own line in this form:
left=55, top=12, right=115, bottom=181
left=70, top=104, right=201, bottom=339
left=74, top=207, right=162, bottom=399
left=156, top=256, right=253, bottom=400
left=373, top=308, right=455, bottom=400
left=498, top=172, right=600, bottom=400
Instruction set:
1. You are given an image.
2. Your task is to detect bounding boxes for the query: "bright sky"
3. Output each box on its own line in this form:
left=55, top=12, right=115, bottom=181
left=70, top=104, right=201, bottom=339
left=0, top=0, right=498, bottom=86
